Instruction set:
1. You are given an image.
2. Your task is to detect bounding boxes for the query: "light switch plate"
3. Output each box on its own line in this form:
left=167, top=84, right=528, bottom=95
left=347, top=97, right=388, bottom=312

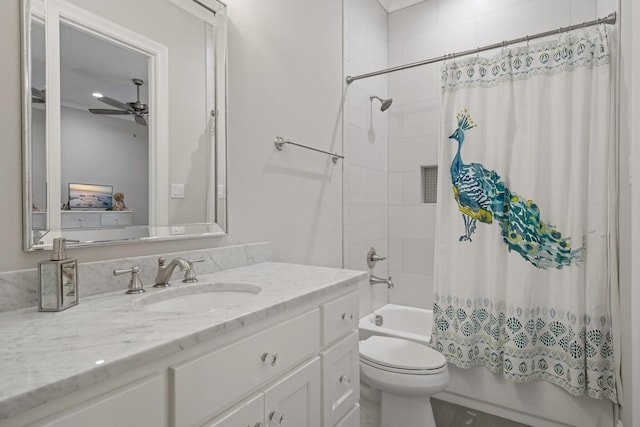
left=171, top=183, right=184, bottom=199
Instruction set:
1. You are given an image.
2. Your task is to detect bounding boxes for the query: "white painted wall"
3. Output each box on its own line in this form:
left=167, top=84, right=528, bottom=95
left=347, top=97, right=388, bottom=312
left=59, top=107, right=149, bottom=225
left=344, top=0, right=390, bottom=316
left=0, top=0, right=343, bottom=272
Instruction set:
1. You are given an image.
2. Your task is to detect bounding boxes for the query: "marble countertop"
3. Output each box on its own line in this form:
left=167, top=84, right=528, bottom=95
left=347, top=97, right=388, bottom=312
left=0, top=262, right=367, bottom=420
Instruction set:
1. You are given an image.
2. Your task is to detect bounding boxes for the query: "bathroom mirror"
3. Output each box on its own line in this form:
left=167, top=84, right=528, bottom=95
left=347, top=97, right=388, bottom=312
left=21, top=0, right=228, bottom=251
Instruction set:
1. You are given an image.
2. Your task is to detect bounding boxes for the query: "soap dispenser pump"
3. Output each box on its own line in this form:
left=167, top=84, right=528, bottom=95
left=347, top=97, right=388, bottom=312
left=38, top=238, right=79, bottom=312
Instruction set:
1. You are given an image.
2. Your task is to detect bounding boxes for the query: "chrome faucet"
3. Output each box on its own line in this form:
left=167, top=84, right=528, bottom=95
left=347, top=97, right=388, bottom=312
left=369, top=274, right=394, bottom=289
left=153, top=257, right=189, bottom=288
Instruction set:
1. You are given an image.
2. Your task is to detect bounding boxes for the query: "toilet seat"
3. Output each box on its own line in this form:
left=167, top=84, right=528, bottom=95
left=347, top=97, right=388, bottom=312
left=359, top=336, right=446, bottom=374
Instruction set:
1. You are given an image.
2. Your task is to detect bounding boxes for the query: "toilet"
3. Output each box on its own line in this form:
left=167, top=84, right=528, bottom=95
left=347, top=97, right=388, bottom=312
left=359, top=336, right=449, bottom=427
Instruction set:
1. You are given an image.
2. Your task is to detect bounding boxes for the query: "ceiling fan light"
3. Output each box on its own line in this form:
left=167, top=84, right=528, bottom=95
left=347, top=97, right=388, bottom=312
left=92, top=92, right=103, bottom=98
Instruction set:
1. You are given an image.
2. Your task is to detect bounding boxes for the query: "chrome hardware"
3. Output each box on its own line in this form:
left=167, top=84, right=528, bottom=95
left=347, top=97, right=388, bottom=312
left=374, top=314, right=384, bottom=326
left=369, top=274, right=394, bottom=289
left=269, top=411, right=285, bottom=426
left=274, top=136, right=344, bottom=164
left=339, top=375, right=352, bottom=385
left=261, top=352, right=278, bottom=366
left=153, top=257, right=189, bottom=288
left=113, top=265, right=145, bottom=294
left=341, top=313, right=354, bottom=321
left=182, top=258, right=205, bottom=283
left=366, top=247, right=387, bottom=269
left=51, top=238, right=79, bottom=261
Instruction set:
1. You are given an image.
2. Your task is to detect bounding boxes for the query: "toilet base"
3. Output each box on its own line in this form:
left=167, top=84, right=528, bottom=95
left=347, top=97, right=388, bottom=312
left=380, top=391, right=435, bottom=427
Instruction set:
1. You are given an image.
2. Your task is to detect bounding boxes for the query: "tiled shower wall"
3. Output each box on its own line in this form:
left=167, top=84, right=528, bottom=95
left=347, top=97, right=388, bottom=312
left=343, top=0, right=390, bottom=316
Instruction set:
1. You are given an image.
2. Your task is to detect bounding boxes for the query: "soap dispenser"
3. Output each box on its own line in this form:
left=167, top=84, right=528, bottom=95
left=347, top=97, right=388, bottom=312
left=38, top=238, right=79, bottom=312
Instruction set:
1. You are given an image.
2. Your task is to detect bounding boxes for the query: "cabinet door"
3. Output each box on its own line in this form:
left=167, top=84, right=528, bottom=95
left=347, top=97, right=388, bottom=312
left=202, top=393, right=264, bottom=427
left=320, top=332, right=359, bottom=427
left=334, top=404, right=359, bottom=427
left=37, top=375, right=164, bottom=427
left=263, top=358, right=321, bottom=427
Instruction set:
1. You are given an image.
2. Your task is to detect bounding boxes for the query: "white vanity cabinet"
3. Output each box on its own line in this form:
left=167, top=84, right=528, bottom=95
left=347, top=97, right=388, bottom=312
left=3, top=281, right=362, bottom=427
left=319, top=292, right=360, bottom=427
left=203, top=358, right=320, bottom=427
left=30, top=375, right=165, bottom=427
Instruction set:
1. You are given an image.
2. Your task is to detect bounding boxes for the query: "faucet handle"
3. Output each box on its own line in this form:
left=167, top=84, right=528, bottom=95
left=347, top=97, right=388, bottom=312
left=113, top=265, right=145, bottom=294
left=157, top=256, right=166, bottom=266
left=367, top=247, right=387, bottom=269
left=183, top=258, right=204, bottom=283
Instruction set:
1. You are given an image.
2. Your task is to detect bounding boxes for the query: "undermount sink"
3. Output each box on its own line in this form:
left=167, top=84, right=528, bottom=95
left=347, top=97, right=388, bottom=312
left=134, top=282, right=262, bottom=313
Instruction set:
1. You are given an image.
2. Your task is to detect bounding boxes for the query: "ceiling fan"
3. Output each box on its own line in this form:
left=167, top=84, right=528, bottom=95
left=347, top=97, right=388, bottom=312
left=89, top=78, right=148, bottom=126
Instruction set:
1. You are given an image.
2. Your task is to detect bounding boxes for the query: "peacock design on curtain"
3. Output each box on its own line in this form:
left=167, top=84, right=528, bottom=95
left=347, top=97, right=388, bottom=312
left=448, top=110, right=584, bottom=269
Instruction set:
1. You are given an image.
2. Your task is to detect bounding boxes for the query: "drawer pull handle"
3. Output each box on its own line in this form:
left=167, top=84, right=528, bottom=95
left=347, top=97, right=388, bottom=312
left=249, top=423, right=262, bottom=427
left=339, top=374, right=352, bottom=385
left=269, top=411, right=285, bottom=425
left=261, top=352, right=278, bottom=366
left=341, top=313, right=354, bottom=320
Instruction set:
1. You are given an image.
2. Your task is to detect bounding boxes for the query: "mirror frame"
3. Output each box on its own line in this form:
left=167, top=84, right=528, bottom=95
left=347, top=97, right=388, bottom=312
left=21, top=0, right=228, bottom=251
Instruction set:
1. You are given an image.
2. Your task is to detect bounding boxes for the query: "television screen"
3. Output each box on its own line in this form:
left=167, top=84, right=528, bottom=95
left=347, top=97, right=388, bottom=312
left=68, top=183, right=113, bottom=209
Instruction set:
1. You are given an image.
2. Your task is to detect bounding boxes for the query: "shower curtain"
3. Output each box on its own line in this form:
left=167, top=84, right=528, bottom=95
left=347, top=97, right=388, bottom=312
left=431, top=26, right=619, bottom=402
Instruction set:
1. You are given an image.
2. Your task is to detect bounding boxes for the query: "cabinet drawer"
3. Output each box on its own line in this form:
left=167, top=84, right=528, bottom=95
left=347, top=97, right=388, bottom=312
left=202, top=393, right=263, bottom=427
left=334, top=404, right=360, bottom=427
left=320, top=332, right=359, bottom=427
left=100, top=212, right=132, bottom=226
left=320, top=291, right=358, bottom=346
left=61, top=212, right=101, bottom=228
left=38, top=374, right=164, bottom=427
left=171, top=309, right=320, bottom=427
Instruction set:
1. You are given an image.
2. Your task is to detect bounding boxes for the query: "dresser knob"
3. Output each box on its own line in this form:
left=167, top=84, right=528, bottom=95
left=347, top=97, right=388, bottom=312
left=341, top=313, right=354, bottom=320
left=269, top=411, right=285, bottom=425
left=339, top=374, right=351, bottom=385
left=261, top=352, right=278, bottom=366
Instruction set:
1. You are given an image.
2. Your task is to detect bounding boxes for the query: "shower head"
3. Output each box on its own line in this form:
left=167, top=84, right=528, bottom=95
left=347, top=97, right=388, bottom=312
left=370, top=95, right=393, bottom=112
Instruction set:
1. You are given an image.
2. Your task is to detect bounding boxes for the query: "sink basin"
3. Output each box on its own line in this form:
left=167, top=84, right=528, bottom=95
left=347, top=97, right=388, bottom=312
left=134, top=282, right=262, bottom=313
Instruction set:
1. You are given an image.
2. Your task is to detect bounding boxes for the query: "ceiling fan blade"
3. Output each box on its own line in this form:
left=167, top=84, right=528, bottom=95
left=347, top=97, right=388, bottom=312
left=89, top=108, right=130, bottom=115
left=135, top=115, right=147, bottom=126
left=32, top=87, right=46, bottom=98
left=98, top=96, right=133, bottom=112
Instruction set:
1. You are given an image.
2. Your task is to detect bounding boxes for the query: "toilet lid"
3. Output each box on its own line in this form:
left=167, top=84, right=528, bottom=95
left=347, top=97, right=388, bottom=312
left=360, top=336, right=446, bottom=371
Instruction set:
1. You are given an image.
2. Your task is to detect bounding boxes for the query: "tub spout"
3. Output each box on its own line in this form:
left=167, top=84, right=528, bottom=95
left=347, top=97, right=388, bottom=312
left=370, top=274, right=394, bottom=288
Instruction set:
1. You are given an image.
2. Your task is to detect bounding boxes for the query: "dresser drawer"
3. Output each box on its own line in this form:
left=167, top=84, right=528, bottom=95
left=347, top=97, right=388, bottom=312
left=171, top=309, right=320, bottom=427
left=61, top=212, right=101, bottom=228
left=320, top=291, right=358, bottom=346
left=320, top=331, right=359, bottom=427
left=100, top=212, right=132, bottom=226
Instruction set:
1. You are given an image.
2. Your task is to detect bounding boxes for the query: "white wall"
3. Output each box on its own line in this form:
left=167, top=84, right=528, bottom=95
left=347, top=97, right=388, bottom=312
left=344, top=0, right=390, bottom=316
left=59, top=107, right=149, bottom=225
left=384, top=0, right=622, bottom=425
left=0, top=0, right=343, bottom=272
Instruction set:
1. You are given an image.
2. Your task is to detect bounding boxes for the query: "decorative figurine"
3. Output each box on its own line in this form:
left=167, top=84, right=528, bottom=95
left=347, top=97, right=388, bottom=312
left=113, top=192, right=127, bottom=211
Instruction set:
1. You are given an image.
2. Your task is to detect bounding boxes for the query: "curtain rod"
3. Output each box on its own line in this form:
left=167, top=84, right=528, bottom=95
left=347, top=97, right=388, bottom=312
left=346, top=12, right=616, bottom=84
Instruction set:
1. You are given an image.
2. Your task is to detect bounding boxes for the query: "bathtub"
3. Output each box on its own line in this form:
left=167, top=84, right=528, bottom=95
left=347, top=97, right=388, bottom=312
left=358, top=303, right=432, bottom=344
